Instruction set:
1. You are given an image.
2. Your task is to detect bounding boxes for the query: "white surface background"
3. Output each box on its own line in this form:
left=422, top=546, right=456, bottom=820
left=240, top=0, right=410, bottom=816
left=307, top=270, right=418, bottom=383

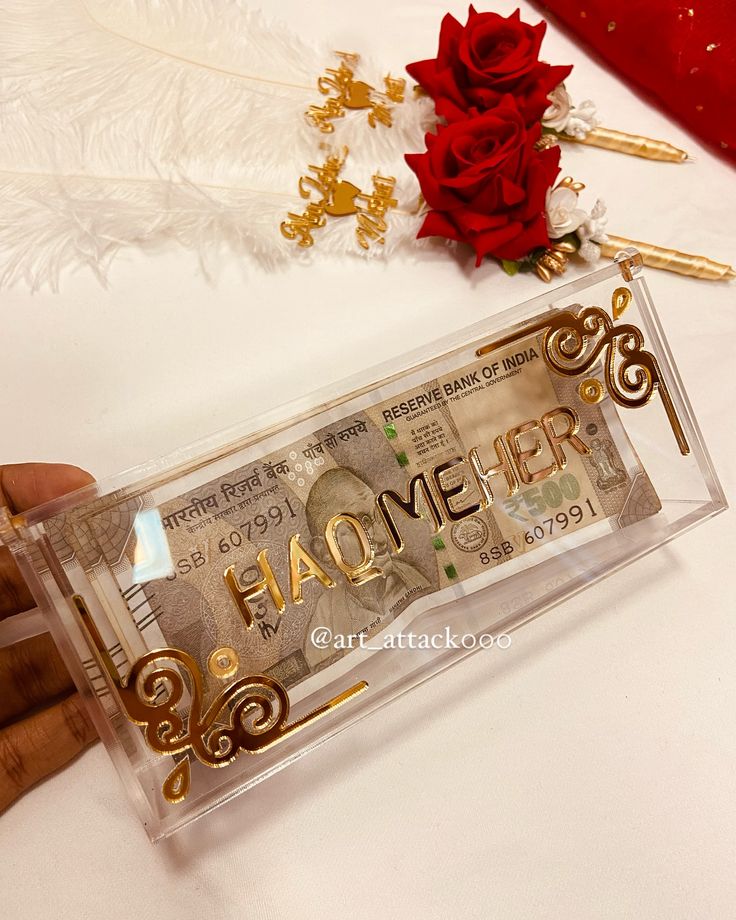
left=1, top=1, right=735, bottom=917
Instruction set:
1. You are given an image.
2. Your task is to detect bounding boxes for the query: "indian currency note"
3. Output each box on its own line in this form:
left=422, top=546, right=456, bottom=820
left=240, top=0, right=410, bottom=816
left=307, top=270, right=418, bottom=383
left=55, top=323, right=660, bottom=702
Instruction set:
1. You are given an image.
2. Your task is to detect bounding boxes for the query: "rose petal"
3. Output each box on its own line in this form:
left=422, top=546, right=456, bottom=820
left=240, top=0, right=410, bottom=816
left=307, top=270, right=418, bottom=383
left=406, top=58, right=439, bottom=94
left=494, top=213, right=551, bottom=259
left=436, top=12, right=464, bottom=68
left=416, top=210, right=465, bottom=242
left=405, top=152, right=460, bottom=210
left=469, top=220, right=522, bottom=265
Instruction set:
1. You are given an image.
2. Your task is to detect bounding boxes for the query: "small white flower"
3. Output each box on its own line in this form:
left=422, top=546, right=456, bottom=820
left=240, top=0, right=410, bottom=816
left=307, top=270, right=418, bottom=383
left=578, top=239, right=601, bottom=263
left=542, top=84, right=572, bottom=133
left=545, top=186, right=588, bottom=239
left=577, top=198, right=608, bottom=242
left=576, top=198, right=608, bottom=262
left=543, top=83, right=599, bottom=139
left=565, top=99, right=599, bottom=139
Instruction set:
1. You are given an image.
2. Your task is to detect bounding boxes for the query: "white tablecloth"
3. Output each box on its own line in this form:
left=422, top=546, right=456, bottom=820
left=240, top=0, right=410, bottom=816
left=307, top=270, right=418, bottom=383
left=1, top=2, right=734, bottom=917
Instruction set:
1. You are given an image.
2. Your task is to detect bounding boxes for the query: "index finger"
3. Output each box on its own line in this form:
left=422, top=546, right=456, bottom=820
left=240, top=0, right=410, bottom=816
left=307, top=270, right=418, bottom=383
left=0, top=463, right=94, bottom=620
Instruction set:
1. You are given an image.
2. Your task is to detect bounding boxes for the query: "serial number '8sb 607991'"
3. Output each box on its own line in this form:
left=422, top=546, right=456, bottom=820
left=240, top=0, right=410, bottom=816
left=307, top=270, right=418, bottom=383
left=523, top=500, right=598, bottom=544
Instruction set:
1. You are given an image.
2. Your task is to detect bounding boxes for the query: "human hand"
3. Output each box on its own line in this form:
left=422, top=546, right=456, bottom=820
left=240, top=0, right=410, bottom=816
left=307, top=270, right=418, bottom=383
left=0, top=463, right=98, bottom=812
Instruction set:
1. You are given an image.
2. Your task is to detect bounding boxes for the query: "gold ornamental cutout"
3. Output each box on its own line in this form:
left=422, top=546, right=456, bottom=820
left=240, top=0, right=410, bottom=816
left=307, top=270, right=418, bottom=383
left=73, top=596, right=368, bottom=804
left=280, top=147, right=397, bottom=250
left=306, top=53, right=406, bottom=133
left=477, top=287, right=689, bottom=456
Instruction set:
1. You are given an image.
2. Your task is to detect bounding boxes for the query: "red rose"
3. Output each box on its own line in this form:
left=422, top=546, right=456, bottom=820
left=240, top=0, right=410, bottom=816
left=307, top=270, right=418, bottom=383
left=405, top=95, right=560, bottom=265
left=408, top=6, right=572, bottom=126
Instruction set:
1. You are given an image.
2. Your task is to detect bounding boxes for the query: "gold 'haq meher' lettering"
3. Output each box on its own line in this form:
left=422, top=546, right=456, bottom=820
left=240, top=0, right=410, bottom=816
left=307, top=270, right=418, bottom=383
left=224, top=406, right=590, bottom=616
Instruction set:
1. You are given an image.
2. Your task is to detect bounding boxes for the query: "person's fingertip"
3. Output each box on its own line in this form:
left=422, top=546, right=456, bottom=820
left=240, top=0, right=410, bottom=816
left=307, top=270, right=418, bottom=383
left=0, top=463, right=95, bottom=513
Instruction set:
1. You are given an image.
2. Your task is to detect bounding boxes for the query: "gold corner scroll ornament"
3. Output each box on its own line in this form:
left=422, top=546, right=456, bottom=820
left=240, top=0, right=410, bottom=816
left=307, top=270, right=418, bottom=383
left=476, top=288, right=689, bottom=456
left=72, top=595, right=368, bottom=805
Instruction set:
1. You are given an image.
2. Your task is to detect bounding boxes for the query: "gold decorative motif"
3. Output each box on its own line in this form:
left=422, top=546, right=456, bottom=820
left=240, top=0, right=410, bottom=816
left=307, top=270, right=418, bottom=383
left=334, top=50, right=361, bottom=68
left=74, top=595, right=368, bottom=804
left=534, top=245, right=571, bottom=282
left=367, top=101, right=393, bottom=128
left=556, top=176, right=586, bottom=193
left=208, top=646, right=240, bottom=680
left=281, top=149, right=347, bottom=247
left=383, top=75, right=406, bottom=103
left=534, top=239, right=577, bottom=283
left=306, top=54, right=405, bottom=133
left=282, top=149, right=396, bottom=251
left=476, top=291, right=690, bottom=455
left=305, top=97, right=344, bottom=133
left=534, top=132, right=559, bottom=151
left=355, top=174, right=398, bottom=249
left=279, top=203, right=326, bottom=248
left=324, top=180, right=361, bottom=216
left=162, top=758, right=191, bottom=804
left=579, top=378, right=605, bottom=404
left=612, top=287, right=632, bottom=319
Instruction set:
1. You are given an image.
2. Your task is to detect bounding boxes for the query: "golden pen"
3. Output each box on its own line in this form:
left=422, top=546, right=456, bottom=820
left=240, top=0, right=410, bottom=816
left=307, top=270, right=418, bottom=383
left=563, top=126, right=689, bottom=163
left=602, top=235, right=735, bottom=280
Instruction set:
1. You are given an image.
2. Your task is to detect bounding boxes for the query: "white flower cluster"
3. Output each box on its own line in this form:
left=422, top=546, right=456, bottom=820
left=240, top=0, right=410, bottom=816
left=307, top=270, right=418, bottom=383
left=545, top=186, right=608, bottom=263
left=542, top=84, right=599, bottom=140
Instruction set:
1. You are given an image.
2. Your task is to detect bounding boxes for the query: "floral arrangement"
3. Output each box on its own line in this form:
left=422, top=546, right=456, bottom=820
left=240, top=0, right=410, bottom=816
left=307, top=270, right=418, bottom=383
left=405, top=6, right=607, bottom=279
left=2, top=1, right=725, bottom=290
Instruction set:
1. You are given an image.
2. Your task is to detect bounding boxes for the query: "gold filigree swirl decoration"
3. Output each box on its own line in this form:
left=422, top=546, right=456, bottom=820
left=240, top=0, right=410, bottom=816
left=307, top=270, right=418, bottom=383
left=121, top=648, right=308, bottom=766
left=74, top=596, right=368, bottom=804
left=476, top=291, right=689, bottom=455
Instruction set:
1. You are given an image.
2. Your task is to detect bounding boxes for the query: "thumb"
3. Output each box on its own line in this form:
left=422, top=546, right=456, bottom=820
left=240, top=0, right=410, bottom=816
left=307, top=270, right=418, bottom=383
left=0, top=463, right=95, bottom=514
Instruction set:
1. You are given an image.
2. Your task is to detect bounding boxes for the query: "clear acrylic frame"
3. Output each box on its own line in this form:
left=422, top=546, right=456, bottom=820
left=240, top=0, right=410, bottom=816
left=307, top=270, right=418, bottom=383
left=0, top=251, right=726, bottom=841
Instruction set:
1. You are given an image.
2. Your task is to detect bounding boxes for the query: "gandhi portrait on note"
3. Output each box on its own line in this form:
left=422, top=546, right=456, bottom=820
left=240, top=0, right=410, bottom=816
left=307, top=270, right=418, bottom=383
left=303, top=467, right=430, bottom=669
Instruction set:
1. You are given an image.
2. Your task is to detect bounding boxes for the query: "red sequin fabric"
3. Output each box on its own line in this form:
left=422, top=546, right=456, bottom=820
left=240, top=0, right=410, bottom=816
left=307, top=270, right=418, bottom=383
left=538, top=0, right=736, bottom=165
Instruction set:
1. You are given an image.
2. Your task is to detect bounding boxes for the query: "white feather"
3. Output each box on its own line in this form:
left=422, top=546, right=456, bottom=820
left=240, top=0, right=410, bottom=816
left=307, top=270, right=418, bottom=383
left=0, top=0, right=433, bottom=288
left=0, top=0, right=433, bottom=177
left=0, top=165, right=428, bottom=291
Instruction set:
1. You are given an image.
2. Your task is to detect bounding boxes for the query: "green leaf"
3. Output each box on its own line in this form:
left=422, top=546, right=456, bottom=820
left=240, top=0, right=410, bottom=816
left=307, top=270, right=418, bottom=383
left=500, top=259, right=520, bottom=276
